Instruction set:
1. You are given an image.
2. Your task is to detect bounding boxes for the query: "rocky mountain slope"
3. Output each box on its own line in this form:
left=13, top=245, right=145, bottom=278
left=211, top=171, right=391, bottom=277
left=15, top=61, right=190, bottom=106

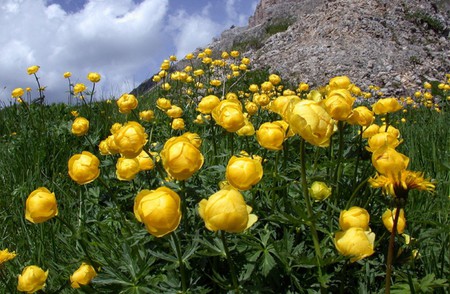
left=134, top=0, right=449, bottom=95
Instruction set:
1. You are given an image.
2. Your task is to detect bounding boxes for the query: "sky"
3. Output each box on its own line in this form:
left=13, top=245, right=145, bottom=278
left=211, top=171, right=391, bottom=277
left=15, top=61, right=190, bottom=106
left=0, top=0, right=258, bottom=105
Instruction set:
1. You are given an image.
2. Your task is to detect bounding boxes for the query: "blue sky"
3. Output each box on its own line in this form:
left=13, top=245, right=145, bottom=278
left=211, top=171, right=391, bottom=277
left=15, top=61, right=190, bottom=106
left=0, top=0, right=258, bottom=104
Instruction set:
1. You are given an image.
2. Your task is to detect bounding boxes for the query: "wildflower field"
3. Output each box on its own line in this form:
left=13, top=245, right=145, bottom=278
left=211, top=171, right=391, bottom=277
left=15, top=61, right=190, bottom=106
left=0, top=50, right=449, bottom=293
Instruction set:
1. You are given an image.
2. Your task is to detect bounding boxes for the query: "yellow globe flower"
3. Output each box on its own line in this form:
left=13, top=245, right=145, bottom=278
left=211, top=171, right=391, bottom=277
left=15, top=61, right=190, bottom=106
left=27, top=65, right=40, bottom=75
left=68, top=151, right=100, bottom=185
left=73, top=83, right=86, bottom=95
left=245, top=101, right=258, bottom=115
left=25, top=187, right=58, bottom=224
left=328, top=75, right=351, bottom=90
left=366, top=133, right=401, bottom=152
left=63, top=72, right=72, bottom=78
left=87, top=72, right=101, bottom=83
left=171, top=118, right=185, bottom=130
left=339, top=206, right=370, bottom=231
left=0, top=249, right=17, bottom=265
left=181, top=132, right=202, bottom=149
left=116, top=157, right=140, bottom=181
left=347, top=106, right=374, bottom=127
left=382, top=208, right=406, bottom=234
left=378, top=124, right=400, bottom=138
left=372, top=146, right=409, bottom=178
left=324, top=89, right=355, bottom=120
left=287, top=99, right=335, bottom=147
left=137, top=150, right=155, bottom=171
left=70, top=262, right=97, bottom=289
left=269, top=74, right=281, bottom=85
left=105, top=135, right=120, bottom=155
left=256, top=121, right=286, bottom=151
left=166, top=105, right=183, bottom=118
left=98, top=139, right=110, bottom=155
left=117, top=93, right=138, bottom=114
left=139, top=110, right=155, bottom=122
left=226, top=155, right=263, bottom=190
left=114, top=121, right=148, bottom=158
left=197, top=95, right=220, bottom=114
left=110, top=122, right=123, bottom=134
left=362, top=124, right=380, bottom=138
left=198, top=187, right=257, bottom=233
left=134, top=187, right=181, bottom=237
left=212, top=100, right=245, bottom=132
left=309, top=181, right=332, bottom=202
left=17, top=265, right=48, bottom=293
left=156, top=98, right=172, bottom=110
left=371, top=98, right=402, bottom=115
left=160, top=136, right=204, bottom=181
left=334, top=227, right=375, bottom=262
left=253, top=93, right=270, bottom=106
left=12, top=88, right=24, bottom=98
left=260, top=81, right=273, bottom=92
left=71, top=117, right=89, bottom=136
left=270, top=95, right=301, bottom=120
left=161, top=82, right=171, bottom=91
left=230, top=50, right=240, bottom=58
left=236, top=118, right=255, bottom=136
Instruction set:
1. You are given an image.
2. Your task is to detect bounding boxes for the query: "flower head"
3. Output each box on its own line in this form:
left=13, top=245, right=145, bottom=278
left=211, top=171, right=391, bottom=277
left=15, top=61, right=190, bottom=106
left=226, top=155, right=263, bottom=190
left=117, top=94, right=138, bottom=114
left=25, top=187, right=58, bottom=224
left=27, top=65, right=40, bottom=75
left=71, top=117, right=89, bottom=136
left=0, top=249, right=17, bottom=265
left=87, top=72, right=101, bottom=83
left=17, top=265, right=48, bottom=293
left=70, top=263, right=97, bottom=289
left=68, top=151, right=100, bottom=185
left=334, top=227, right=375, bottom=262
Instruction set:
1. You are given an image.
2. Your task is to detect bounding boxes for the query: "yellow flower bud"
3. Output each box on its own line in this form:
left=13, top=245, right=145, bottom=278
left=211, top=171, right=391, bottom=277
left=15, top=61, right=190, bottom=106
left=371, top=98, right=402, bottom=115
left=87, top=72, right=101, bottom=83
left=197, top=95, right=220, bottom=114
left=171, top=118, right=185, bottom=130
left=70, top=263, right=97, bottom=289
left=137, top=150, right=155, bottom=171
left=63, top=72, right=72, bottom=78
left=114, top=121, right=148, bottom=158
left=236, top=117, right=255, bottom=136
left=382, top=208, right=406, bottom=234
left=361, top=124, right=380, bottom=138
left=268, top=74, right=281, bottom=85
left=25, top=187, right=58, bottom=224
left=198, top=187, right=257, bottom=233
left=12, top=88, right=24, bottom=98
left=347, top=106, right=374, bottom=127
left=27, top=65, right=40, bottom=75
left=328, top=76, right=351, bottom=90
left=117, top=94, right=138, bottom=114
left=156, top=98, right=172, bottom=110
left=134, top=187, right=181, bottom=237
left=309, top=181, right=332, bottom=201
left=166, top=105, right=183, bottom=118
left=324, top=89, right=355, bottom=121
left=68, top=151, right=100, bottom=185
left=334, top=227, right=375, bottom=262
left=260, top=81, right=273, bottom=92
left=17, top=265, right=48, bottom=293
left=116, top=157, right=140, bottom=181
left=339, top=206, right=370, bottom=230
left=73, top=83, right=86, bottom=95
left=139, top=110, right=155, bottom=122
left=71, top=117, right=89, bottom=136
left=226, top=155, right=263, bottom=190
left=256, top=121, right=286, bottom=151
left=160, top=136, right=204, bottom=181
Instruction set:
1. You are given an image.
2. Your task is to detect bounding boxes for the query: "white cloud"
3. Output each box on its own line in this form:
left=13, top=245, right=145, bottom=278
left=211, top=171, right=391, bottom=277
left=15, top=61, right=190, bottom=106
left=0, top=0, right=169, bottom=104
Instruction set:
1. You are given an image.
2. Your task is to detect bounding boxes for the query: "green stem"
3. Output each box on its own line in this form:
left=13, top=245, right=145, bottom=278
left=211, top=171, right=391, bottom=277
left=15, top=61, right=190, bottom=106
left=171, top=231, right=188, bottom=293
left=385, top=205, right=401, bottom=294
left=333, top=121, right=345, bottom=203
left=220, top=231, right=240, bottom=293
left=89, top=83, right=96, bottom=104
left=299, top=139, right=325, bottom=292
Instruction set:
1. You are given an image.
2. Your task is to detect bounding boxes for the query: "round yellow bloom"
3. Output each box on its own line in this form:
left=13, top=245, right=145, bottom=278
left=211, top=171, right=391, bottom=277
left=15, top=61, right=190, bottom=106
left=248, top=84, right=259, bottom=93
left=197, top=95, right=220, bottom=114
left=27, top=65, right=40, bottom=75
left=137, top=150, right=155, bottom=171
left=256, top=121, right=286, bottom=151
left=25, top=187, right=58, bottom=224
left=87, top=72, right=101, bottom=83
left=98, top=140, right=110, bottom=155
left=185, top=53, right=194, bottom=59
left=134, top=187, right=181, bottom=237
left=245, top=101, right=258, bottom=115
left=152, top=75, right=161, bottom=82
left=139, top=110, right=155, bottom=122
left=0, top=249, right=17, bottom=265
left=309, top=181, right=332, bottom=202
left=382, top=208, right=406, bottom=234
left=334, top=227, right=375, bottom=262
left=71, top=117, right=89, bottom=136
left=288, top=100, right=335, bottom=147
left=423, top=82, right=432, bottom=89
left=70, top=263, right=97, bottom=289
left=366, top=133, right=401, bottom=152
left=260, top=81, right=273, bottom=92
left=347, top=106, right=374, bottom=127
left=63, top=72, right=72, bottom=78
left=161, top=82, right=171, bottom=91
left=236, top=118, right=255, bottom=136
left=68, top=151, right=100, bottom=185
left=372, top=146, right=409, bottom=178
left=73, top=83, right=86, bottom=95
left=166, top=105, right=183, bottom=118
left=114, top=121, right=148, bottom=158
left=226, top=155, right=263, bottom=190
left=362, top=124, right=380, bottom=138
left=212, top=100, right=245, bottom=132
left=210, top=79, right=222, bottom=87
left=181, top=132, right=202, bottom=149
left=324, top=89, right=355, bottom=120
left=17, top=265, right=48, bottom=293
left=171, top=118, right=185, bottom=130
left=12, top=88, right=24, bottom=98
left=117, top=93, right=138, bottom=114
left=198, top=187, right=257, bottom=233
left=269, top=74, right=281, bottom=85
left=371, top=98, right=402, bottom=115
left=378, top=124, right=400, bottom=138
left=105, top=135, right=120, bottom=155
left=156, top=98, right=172, bottom=110
left=230, top=50, right=240, bottom=58
left=110, top=123, right=123, bottom=135
left=328, top=76, right=351, bottom=90
left=116, top=157, right=140, bottom=181
left=160, top=136, right=204, bottom=181
left=253, top=93, right=270, bottom=106
left=339, top=206, right=370, bottom=230
left=270, top=95, right=301, bottom=120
